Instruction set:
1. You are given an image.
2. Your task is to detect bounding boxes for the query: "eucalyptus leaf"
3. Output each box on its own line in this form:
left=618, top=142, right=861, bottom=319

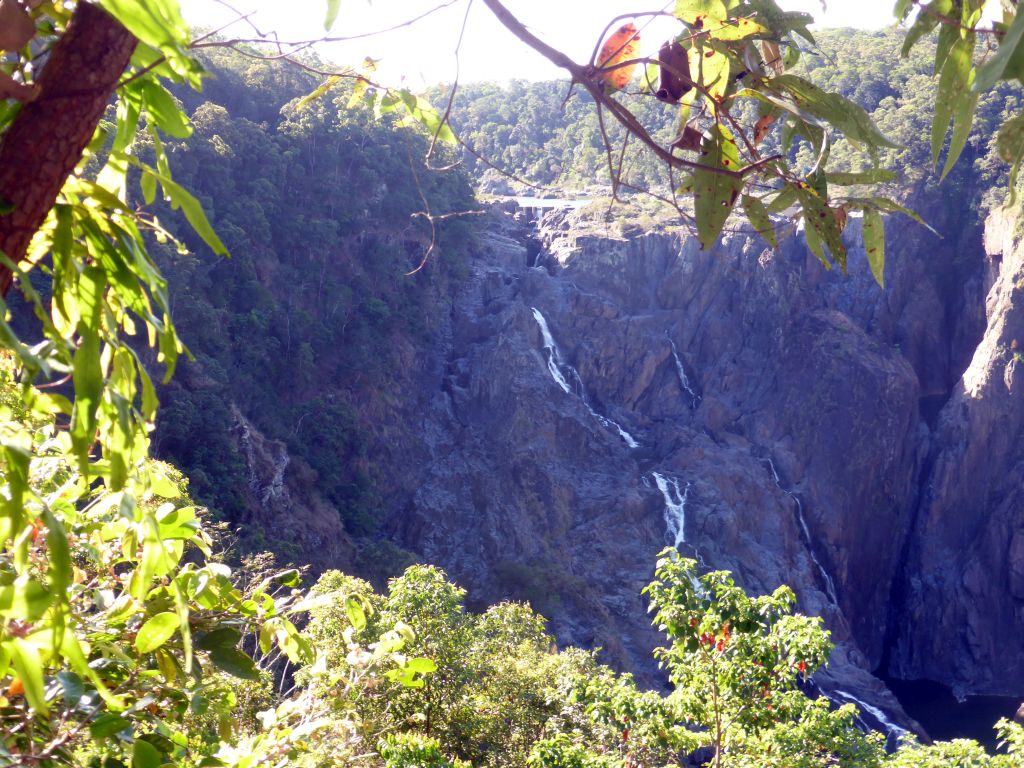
left=135, top=612, right=180, bottom=654
left=210, top=646, right=261, bottom=680
left=862, top=208, right=886, bottom=288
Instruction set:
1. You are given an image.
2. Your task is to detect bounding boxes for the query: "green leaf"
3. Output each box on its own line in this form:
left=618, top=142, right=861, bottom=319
left=99, top=0, right=189, bottom=49
left=70, top=267, right=105, bottom=465
left=710, top=16, right=769, bottom=41
left=209, top=646, right=261, bottom=680
left=195, top=627, right=242, bottom=651
left=0, top=196, right=13, bottom=215
left=347, top=58, right=379, bottom=108
left=932, top=34, right=975, bottom=171
left=56, top=671, right=84, bottom=707
left=139, top=80, right=191, bottom=139
left=274, top=568, right=301, bottom=587
left=975, top=8, right=1024, bottom=91
left=98, top=0, right=203, bottom=87
left=675, top=0, right=728, bottom=24
left=795, top=183, right=846, bottom=270
left=941, top=91, right=979, bottom=181
left=297, top=75, right=343, bottom=110
left=900, top=0, right=949, bottom=57
left=404, top=657, right=437, bottom=674
left=770, top=75, right=899, bottom=149
left=996, top=112, right=1024, bottom=205
left=397, top=91, right=456, bottom=145
left=691, top=44, right=731, bottom=104
left=846, top=196, right=940, bottom=237
left=0, top=575, right=52, bottom=620
left=345, top=596, right=367, bottom=631
left=325, top=0, right=341, bottom=31
left=135, top=612, right=180, bottom=654
left=862, top=208, right=885, bottom=288
left=89, top=712, right=132, bottom=738
left=742, top=194, right=777, bottom=248
left=133, top=161, right=228, bottom=256
left=42, top=508, right=71, bottom=597
left=160, top=173, right=228, bottom=256
left=693, top=123, right=744, bottom=249
left=133, top=738, right=162, bottom=768
left=893, top=0, right=915, bottom=21
left=997, top=112, right=1024, bottom=164
left=765, top=183, right=798, bottom=214
left=9, top=638, right=46, bottom=713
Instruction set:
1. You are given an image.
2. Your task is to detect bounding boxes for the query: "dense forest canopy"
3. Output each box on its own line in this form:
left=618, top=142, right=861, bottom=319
left=0, top=0, right=1023, bottom=766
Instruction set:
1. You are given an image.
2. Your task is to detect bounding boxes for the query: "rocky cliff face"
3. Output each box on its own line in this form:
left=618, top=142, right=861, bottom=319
left=349, top=196, right=1021, bottom=735
left=889, top=207, right=1024, bottom=698
left=209, top=193, right=1020, bottom=736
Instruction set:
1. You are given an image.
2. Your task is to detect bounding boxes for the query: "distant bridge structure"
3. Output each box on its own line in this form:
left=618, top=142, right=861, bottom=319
left=514, top=196, right=592, bottom=224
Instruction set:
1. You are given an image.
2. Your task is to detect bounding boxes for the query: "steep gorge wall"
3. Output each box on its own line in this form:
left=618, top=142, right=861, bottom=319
left=355, top=195, right=1021, bottom=729
left=889, top=207, right=1024, bottom=697
left=162, top=186, right=1021, bottom=731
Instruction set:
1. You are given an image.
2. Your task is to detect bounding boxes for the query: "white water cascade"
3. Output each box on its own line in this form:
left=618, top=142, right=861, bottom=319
left=668, top=336, right=700, bottom=408
left=831, top=689, right=909, bottom=742
left=532, top=307, right=572, bottom=394
left=531, top=307, right=639, bottom=449
left=652, top=472, right=690, bottom=548
left=767, top=459, right=839, bottom=605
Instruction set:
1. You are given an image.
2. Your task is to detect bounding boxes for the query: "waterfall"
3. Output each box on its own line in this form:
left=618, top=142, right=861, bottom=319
left=532, top=307, right=572, bottom=394
left=767, top=459, right=839, bottom=605
left=831, top=689, right=909, bottom=741
left=668, top=336, right=700, bottom=408
left=652, top=472, right=690, bottom=548
left=531, top=307, right=639, bottom=449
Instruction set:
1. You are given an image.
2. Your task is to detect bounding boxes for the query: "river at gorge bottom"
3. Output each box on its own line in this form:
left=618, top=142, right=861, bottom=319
left=883, top=676, right=1021, bottom=750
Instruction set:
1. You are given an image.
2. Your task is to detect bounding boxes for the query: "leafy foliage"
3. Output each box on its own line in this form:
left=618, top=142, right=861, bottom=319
left=147, top=50, right=475, bottom=540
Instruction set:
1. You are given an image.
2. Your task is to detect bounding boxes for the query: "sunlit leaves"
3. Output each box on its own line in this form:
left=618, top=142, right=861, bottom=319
left=996, top=112, right=1024, bottom=204
left=975, top=4, right=1024, bottom=90
left=690, top=44, right=731, bottom=104
left=138, top=80, right=192, bottom=139
left=900, top=0, right=950, bottom=57
left=325, top=0, right=341, bottom=31
left=693, top=123, right=743, bottom=249
left=397, top=90, right=457, bottom=144
left=794, top=180, right=846, bottom=269
left=675, top=0, right=729, bottom=25
left=767, top=75, right=899, bottom=150
left=932, top=33, right=977, bottom=179
left=862, top=208, right=885, bottom=288
left=743, top=193, right=777, bottom=248
left=136, top=163, right=228, bottom=256
left=712, top=17, right=769, bottom=41
left=134, top=612, right=180, bottom=653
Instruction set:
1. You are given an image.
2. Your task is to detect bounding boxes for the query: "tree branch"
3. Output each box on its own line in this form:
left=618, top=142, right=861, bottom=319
left=0, top=2, right=137, bottom=296
left=479, top=0, right=752, bottom=180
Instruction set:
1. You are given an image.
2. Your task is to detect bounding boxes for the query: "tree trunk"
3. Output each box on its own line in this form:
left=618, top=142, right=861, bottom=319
left=0, top=2, right=136, bottom=295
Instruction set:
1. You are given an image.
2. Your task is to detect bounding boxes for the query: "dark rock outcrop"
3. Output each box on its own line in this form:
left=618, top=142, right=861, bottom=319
left=888, top=207, right=1024, bottom=697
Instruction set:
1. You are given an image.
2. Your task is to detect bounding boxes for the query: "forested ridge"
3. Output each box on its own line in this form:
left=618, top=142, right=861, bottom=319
left=2, top=0, right=1024, bottom=766
left=149, top=49, right=475, bottom=548
left=444, top=28, right=1020, bottom=207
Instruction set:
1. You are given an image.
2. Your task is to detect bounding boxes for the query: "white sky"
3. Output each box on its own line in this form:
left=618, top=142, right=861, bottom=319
left=180, top=0, right=903, bottom=87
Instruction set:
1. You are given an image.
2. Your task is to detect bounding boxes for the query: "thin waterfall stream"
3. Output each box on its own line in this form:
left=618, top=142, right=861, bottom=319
left=651, top=472, right=690, bottom=548
left=668, top=335, right=701, bottom=408
left=531, top=307, right=638, bottom=448
left=766, top=459, right=839, bottom=605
